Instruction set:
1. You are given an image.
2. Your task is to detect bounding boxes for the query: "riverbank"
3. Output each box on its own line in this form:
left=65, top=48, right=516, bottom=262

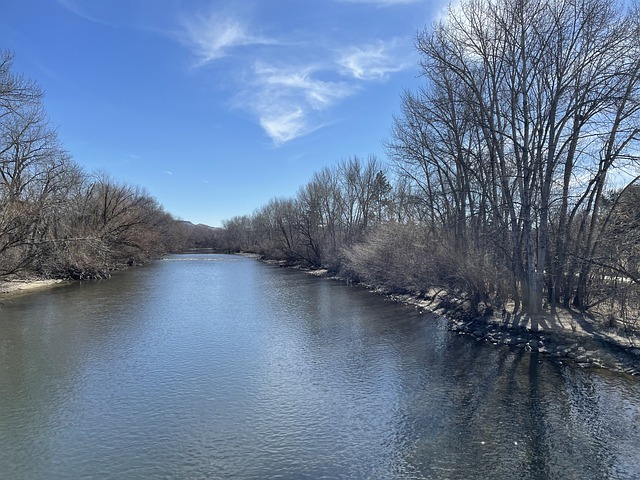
left=393, top=292, right=639, bottom=376
left=0, top=277, right=69, bottom=297
left=267, top=259, right=640, bottom=377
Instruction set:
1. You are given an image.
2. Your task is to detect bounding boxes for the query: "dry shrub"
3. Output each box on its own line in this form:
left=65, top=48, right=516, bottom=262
left=342, top=222, right=432, bottom=294
left=343, top=222, right=508, bottom=317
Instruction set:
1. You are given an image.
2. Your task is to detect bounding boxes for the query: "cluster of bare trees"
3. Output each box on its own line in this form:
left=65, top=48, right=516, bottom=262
left=1, top=51, right=183, bottom=280
left=222, top=0, right=640, bottom=326
left=386, top=0, right=640, bottom=315
left=222, top=156, right=394, bottom=268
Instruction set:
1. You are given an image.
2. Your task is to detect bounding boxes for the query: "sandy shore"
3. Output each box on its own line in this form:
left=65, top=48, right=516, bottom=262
left=0, top=278, right=69, bottom=297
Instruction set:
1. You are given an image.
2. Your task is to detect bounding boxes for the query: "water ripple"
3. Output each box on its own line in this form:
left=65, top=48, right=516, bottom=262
left=0, top=254, right=638, bottom=479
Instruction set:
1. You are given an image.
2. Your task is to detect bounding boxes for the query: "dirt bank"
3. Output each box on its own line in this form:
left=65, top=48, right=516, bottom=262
left=0, top=278, right=69, bottom=298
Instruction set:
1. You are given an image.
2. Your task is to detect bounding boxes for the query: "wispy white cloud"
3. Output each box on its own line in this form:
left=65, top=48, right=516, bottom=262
left=177, top=6, right=415, bottom=144
left=255, top=64, right=353, bottom=109
left=179, top=11, right=274, bottom=66
left=244, top=63, right=355, bottom=144
left=337, top=40, right=411, bottom=80
left=56, top=0, right=117, bottom=26
left=259, top=107, right=310, bottom=145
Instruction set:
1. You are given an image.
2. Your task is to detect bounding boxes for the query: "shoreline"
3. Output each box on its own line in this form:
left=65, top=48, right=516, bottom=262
left=384, top=290, right=638, bottom=377
left=0, top=278, right=70, bottom=298
left=391, top=294, right=638, bottom=376
left=275, top=261, right=640, bottom=377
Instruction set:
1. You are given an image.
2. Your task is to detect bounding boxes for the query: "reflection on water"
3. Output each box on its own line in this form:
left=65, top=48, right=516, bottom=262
left=0, top=254, right=638, bottom=479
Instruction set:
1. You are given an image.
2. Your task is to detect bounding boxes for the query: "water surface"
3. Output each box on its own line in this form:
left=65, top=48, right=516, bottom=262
left=0, top=254, right=638, bottom=479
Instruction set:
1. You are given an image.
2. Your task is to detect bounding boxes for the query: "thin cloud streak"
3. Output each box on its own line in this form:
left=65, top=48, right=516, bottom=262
left=56, top=0, right=118, bottom=26
left=180, top=12, right=275, bottom=66
left=337, top=40, right=412, bottom=80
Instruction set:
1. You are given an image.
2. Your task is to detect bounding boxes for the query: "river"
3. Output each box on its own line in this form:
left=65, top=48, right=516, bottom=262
left=0, top=253, right=638, bottom=479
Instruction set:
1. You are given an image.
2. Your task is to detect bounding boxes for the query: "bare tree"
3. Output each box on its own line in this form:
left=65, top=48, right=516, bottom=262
left=389, top=0, right=640, bottom=314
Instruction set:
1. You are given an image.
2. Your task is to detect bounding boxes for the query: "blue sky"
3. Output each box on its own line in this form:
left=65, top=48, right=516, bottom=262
left=1, top=0, right=446, bottom=226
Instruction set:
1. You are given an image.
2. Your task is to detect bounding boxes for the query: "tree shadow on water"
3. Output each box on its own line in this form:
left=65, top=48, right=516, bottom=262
left=427, top=333, right=555, bottom=478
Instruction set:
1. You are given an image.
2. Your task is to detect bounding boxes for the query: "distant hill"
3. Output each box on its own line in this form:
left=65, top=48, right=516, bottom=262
left=174, top=220, right=223, bottom=251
